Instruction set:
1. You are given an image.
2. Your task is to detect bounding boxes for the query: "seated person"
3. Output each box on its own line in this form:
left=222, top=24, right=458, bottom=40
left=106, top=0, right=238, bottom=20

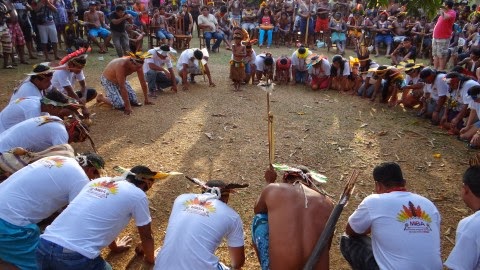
left=151, top=6, right=175, bottom=47
left=306, top=54, right=330, bottom=90
left=255, top=52, right=275, bottom=83
left=253, top=164, right=334, bottom=269
left=155, top=179, right=247, bottom=269
left=390, top=37, right=417, bottom=65
left=373, top=12, right=393, bottom=57
left=177, top=48, right=215, bottom=90
left=126, top=23, right=144, bottom=53
left=83, top=1, right=112, bottom=53
left=341, top=162, right=442, bottom=270
left=329, top=12, right=347, bottom=55
left=459, top=85, right=480, bottom=148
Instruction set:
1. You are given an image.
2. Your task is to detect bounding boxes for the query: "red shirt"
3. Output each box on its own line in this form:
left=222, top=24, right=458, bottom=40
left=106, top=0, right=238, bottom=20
left=433, top=9, right=456, bottom=39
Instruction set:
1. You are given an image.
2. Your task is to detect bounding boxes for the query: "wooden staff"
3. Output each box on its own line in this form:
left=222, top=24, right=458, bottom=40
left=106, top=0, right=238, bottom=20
left=419, top=26, right=425, bottom=57
left=303, top=169, right=360, bottom=270
left=267, top=81, right=274, bottom=164
left=304, top=13, right=310, bottom=45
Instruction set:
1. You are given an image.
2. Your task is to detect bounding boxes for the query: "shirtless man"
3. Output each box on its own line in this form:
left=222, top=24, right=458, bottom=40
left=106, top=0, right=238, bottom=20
left=252, top=165, right=334, bottom=269
left=230, top=28, right=246, bottom=91
left=97, top=55, right=153, bottom=115
left=83, top=2, right=111, bottom=53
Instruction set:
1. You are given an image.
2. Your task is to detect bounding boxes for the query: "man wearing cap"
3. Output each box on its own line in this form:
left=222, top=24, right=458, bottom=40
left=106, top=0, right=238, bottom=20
left=252, top=165, right=334, bottom=269
left=418, top=68, right=448, bottom=123
left=177, top=48, right=215, bottom=91
left=155, top=179, right=247, bottom=269
left=432, top=0, right=456, bottom=71
left=0, top=89, right=78, bottom=134
left=444, top=164, right=480, bottom=269
left=0, top=154, right=103, bottom=270
left=36, top=165, right=158, bottom=269
left=97, top=54, right=153, bottom=115
left=109, top=5, right=133, bottom=57
left=291, top=45, right=312, bottom=85
left=460, top=86, right=480, bottom=147
left=83, top=1, right=111, bottom=54
left=341, top=162, right=442, bottom=270
left=10, top=64, right=55, bottom=102
left=144, top=44, right=179, bottom=96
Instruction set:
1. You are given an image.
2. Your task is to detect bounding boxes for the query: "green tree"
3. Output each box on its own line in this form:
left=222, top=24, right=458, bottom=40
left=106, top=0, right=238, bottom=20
left=365, top=0, right=444, bottom=19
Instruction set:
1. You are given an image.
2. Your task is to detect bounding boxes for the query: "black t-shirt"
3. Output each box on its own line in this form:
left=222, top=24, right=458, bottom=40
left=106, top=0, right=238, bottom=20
left=109, top=12, right=127, bottom=32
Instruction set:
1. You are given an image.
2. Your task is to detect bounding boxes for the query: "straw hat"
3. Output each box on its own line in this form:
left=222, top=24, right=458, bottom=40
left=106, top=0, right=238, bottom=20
left=306, top=54, right=324, bottom=66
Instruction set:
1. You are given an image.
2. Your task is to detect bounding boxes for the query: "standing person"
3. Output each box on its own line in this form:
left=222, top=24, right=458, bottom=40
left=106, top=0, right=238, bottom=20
left=36, top=165, right=160, bottom=269
left=13, top=0, right=38, bottom=60
left=52, top=0, right=67, bottom=49
left=252, top=164, right=334, bottom=269
left=5, top=0, right=28, bottom=64
left=198, top=6, right=223, bottom=52
left=341, top=162, right=442, bottom=270
left=144, top=44, right=178, bottom=96
left=444, top=165, right=480, bottom=269
left=0, top=154, right=103, bottom=270
left=432, top=0, right=456, bottom=71
left=109, top=5, right=132, bottom=57
left=97, top=53, right=153, bottom=115
left=33, top=0, right=60, bottom=61
left=155, top=179, right=247, bottom=270
left=230, top=28, right=246, bottom=91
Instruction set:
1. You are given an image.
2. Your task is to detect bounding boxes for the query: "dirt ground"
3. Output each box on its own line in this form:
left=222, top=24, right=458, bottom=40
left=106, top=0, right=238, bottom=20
left=0, top=38, right=476, bottom=269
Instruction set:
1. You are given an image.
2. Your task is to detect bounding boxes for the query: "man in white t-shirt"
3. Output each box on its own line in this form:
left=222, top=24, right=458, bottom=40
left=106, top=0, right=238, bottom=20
left=144, top=45, right=179, bottom=95
left=51, top=53, right=97, bottom=106
left=291, top=45, right=312, bottom=85
left=0, top=154, right=104, bottom=270
left=10, top=64, right=55, bottom=102
left=254, top=52, right=275, bottom=82
left=444, top=165, right=480, bottom=270
left=0, top=90, right=78, bottom=134
left=418, top=68, right=449, bottom=124
left=341, top=162, right=442, bottom=270
left=155, top=180, right=247, bottom=270
left=36, top=165, right=160, bottom=269
left=459, top=85, right=480, bottom=148
left=177, top=48, right=215, bottom=90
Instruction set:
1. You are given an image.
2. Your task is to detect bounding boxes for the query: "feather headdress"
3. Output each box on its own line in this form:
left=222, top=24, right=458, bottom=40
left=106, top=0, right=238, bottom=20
left=59, top=46, right=91, bottom=66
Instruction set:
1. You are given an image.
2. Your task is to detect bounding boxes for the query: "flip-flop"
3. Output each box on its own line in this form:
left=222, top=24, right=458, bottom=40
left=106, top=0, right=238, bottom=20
left=4, top=65, right=14, bottom=69
left=457, top=136, right=469, bottom=142
left=130, top=101, right=142, bottom=107
left=468, top=143, right=480, bottom=150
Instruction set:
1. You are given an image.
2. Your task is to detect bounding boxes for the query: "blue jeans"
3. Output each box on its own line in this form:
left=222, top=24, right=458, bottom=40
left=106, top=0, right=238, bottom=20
left=204, top=31, right=223, bottom=50
left=36, top=238, right=112, bottom=270
left=258, top=29, right=273, bottom=47
left=295, top=70, right=308, bottom=84
left=145, top=70, right=180, bottom=92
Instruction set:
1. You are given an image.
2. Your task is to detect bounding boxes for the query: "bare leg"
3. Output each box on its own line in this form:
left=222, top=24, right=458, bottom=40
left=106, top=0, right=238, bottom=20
left=103, top=36, right=112, bottom=52
left=52, top=43, right=60, bottom=60
left=96, top=93, right=112, bottom=106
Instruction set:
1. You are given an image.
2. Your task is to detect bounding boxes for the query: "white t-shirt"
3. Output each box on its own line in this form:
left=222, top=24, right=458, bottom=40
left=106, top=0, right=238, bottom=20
left=333, top=61, right=351, bottom=76
left=41, top=178, right=151, bottom=259
left=0, top=97, right=42, bottom=134
left=291, top=50, right=313, bottom=72
left=348, top=191, right=442, bottom=270
left=10, top=80, right=44, bottom=102
left=424, top=73, right=448, bottom=101
left=177, top=48, right=208, bottom=72
left=308, top=59, right=331, bottom=77
left=405, top=74, right=420, bottom=85
left=469, top=99, right=480, bottom=120
left=155, top=193, right=244, bottom=270
left=444, top=211, right=480, bottom=270
left=143, top=49, right=173, bottom=73
left=51, top=68, right=85, bottom=96
left=197, top=14, right=217, bottom=32
left=0, top=156, right=89, bottom=226
left=255, top=53, right=276, bottom=72
left=244, top=49, right=257, bottom=66
left=0, top=116, right=68, bottom=153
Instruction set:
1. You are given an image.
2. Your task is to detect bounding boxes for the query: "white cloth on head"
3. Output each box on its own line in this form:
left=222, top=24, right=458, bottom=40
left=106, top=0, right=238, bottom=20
left=51, top=68, right=86, bottom=96
left=155, top=193, right=244, bottom=270
left=143, top=48, right=174, bottom=73
left=0, top=116, right=68, bottom=153
left=444, top=211, right=480, bottom=270
left=347, top=191, right=442, bottom=270
left=0, top=156, right=89, bottom=226
left=40, top=177, right=151, bottom=259
left=10, top=81, right=44, bottom=102
left=0, top=97, right=43, bottom=134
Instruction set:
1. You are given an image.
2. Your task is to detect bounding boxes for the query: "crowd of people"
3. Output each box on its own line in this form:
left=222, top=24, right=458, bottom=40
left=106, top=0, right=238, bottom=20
left=2, top=0, right=480, bottom=269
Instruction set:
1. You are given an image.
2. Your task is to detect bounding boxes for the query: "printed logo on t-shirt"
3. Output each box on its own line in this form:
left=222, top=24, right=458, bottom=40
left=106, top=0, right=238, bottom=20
left=14, top=97, right=27, bottom=104
left=86, top=180, right=119, bottom=199
left=397, top=201, right=433, bottom=233
left=39, top=156, right=66, bottom=168
left=183, top=197, right=216, bottom=217
left=35, top=115, right=61, bottom=126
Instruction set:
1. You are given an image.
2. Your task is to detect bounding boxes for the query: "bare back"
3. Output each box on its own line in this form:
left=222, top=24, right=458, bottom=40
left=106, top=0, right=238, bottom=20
left=259, top=183, right=334, bottom=270
left=102, top=58, right=139, bottom=84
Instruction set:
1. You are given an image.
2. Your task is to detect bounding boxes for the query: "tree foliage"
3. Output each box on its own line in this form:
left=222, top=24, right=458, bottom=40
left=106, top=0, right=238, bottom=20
left=365, top=0, right=444, bottom=19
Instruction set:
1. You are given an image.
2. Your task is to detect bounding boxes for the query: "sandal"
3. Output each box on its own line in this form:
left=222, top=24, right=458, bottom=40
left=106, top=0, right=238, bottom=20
left=4, top=65, right=14, bottom=69
left=468, top=143, right=480, bottom=150
left=130, top=101, right=143, bottom=107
